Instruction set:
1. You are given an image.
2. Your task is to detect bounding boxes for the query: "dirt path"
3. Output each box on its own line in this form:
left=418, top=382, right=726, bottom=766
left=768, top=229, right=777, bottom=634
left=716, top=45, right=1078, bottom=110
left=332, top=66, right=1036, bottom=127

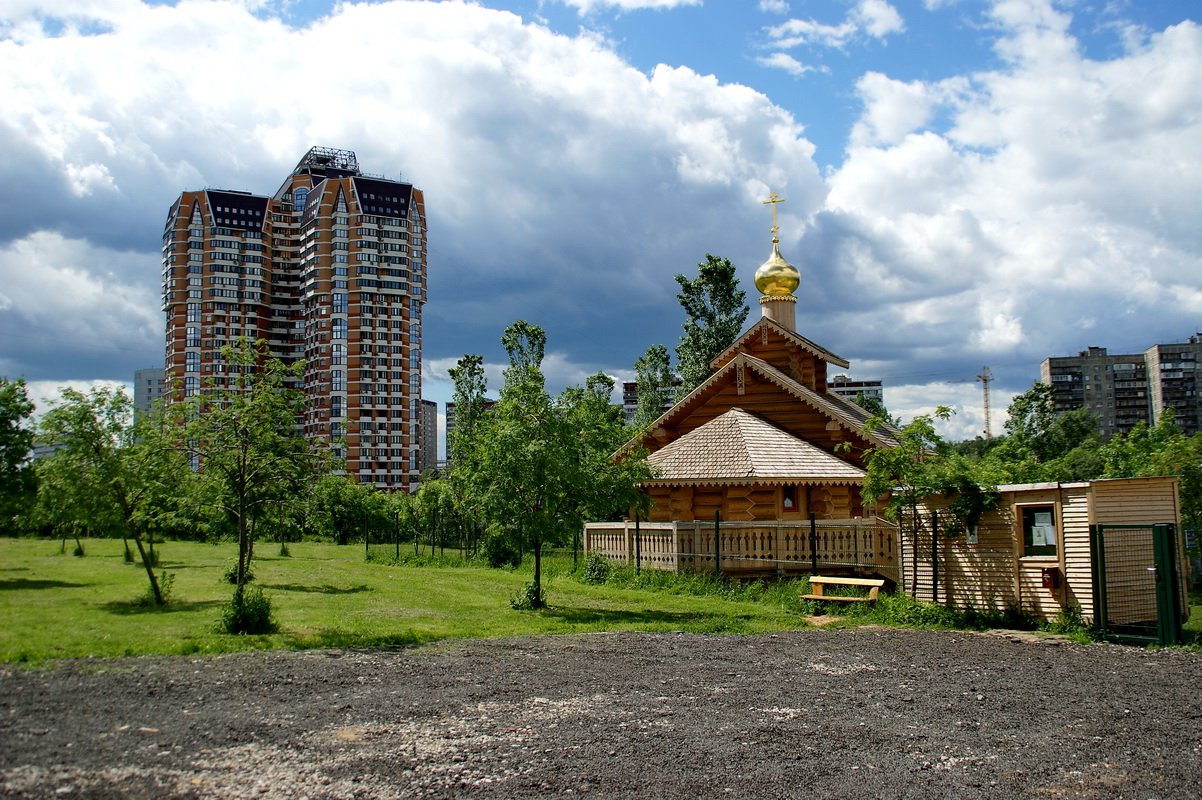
left=2, top=629, right=1200, bottom=799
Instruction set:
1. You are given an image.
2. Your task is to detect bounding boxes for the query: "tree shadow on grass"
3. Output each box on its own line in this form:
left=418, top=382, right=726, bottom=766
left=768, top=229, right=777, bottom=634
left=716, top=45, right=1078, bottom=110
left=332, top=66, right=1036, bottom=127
left=281, top=629, right=428, bottom=651
left=101, top=599, right=225, bottom=615
left=540, top=606, right=716, bottom=626
left=262, top=583, right=373, bottom=595
left=0, top=578, right=87, bottom=590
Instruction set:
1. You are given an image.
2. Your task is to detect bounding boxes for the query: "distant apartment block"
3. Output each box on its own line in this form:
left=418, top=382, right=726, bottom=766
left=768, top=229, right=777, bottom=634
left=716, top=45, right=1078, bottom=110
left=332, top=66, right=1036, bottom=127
left=133, top=367, right=165, bottom=415
left=827, top=375, right=884, bottom=406
left=161, top=147, right=428, bottom=490
left=420, top=399, right=438, bottom=473
left=1040, top=334, right=1202, bottom=437
left=621, top=379, right=683, bottom=424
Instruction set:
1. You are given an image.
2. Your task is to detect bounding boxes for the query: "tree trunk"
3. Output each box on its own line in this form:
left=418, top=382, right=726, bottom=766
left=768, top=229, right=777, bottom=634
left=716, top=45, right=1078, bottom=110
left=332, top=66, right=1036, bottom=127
left=532, top=537, right=544, bottom=609
left=132, top=535, right=164, bottom=605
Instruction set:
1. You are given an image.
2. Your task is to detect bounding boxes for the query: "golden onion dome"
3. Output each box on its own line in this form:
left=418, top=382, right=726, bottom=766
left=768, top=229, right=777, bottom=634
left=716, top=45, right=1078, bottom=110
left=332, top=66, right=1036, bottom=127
left=754, top=241, right=800, bottom=297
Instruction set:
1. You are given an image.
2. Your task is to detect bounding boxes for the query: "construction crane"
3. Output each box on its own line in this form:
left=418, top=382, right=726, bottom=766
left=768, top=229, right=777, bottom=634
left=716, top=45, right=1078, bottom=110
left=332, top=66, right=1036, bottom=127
left=977, top=367, right=993, bottom=438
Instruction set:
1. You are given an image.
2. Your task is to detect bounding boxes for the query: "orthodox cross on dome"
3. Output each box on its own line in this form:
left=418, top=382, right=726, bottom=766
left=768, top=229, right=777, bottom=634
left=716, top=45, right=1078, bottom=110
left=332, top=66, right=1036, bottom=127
left=762, top=192, right=785, bottom=243
left=754, top=191, right=799, bottom=303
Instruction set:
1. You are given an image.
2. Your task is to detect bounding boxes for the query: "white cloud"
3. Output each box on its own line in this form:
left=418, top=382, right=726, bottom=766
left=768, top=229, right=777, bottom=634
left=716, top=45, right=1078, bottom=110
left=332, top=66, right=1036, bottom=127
left=0, top=0, right=825, bottom=385
left=852, top=0, right=905, bottom=38
left=0, top=232, right=161, bottom=380
left=556, top=0, right=701, bottom=14
left=764, top=0, right=903, bottom=50
left=765, top=17, right=858, bottom=50
left=759, top=0, right=789, bottom=13
left=793, top=5, right=1202, bottom=408
left=886, top=382, right=1020, bottom=442
left=755, top=52, right=817, bottom=77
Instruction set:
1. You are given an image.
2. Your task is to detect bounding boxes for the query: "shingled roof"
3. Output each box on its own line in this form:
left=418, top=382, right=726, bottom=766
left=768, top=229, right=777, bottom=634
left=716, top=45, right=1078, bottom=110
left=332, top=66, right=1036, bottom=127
left=645, top=407, right=866, bottom=486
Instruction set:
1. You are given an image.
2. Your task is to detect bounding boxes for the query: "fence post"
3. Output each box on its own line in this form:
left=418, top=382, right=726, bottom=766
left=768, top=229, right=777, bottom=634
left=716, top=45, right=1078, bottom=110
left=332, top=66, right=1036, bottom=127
left=809, top=513, right=818, bottom=575
left=635, top=514, right=642, bottom=574
left=713, top=510, right=721, bottom=577
left=931, top=510, right=940, bottom=605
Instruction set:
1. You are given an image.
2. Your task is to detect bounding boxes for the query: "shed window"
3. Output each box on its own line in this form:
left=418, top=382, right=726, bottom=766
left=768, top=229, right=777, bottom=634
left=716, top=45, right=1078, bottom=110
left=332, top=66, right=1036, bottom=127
left=1021, top=505, right=1057, bottom=557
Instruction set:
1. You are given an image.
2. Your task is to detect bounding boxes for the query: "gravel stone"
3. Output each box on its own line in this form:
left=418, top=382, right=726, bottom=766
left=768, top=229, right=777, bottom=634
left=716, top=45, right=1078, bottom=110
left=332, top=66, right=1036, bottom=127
left=2, top=629, right=1200, bottom=798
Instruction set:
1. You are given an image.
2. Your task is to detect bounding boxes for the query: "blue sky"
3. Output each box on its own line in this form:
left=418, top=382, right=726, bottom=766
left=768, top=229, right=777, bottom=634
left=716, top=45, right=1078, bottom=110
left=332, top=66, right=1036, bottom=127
left=1, top=0, right=1200, bottom=443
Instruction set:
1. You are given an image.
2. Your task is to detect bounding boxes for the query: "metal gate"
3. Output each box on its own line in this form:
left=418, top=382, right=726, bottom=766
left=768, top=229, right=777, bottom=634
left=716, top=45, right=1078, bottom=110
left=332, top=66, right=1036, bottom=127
left=1089, top=523, right=1184, bottom=645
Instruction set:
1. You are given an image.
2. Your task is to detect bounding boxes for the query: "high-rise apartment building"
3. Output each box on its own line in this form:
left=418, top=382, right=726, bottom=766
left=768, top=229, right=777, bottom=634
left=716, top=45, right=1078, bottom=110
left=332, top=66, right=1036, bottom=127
left=161, top=147, right=428, bottom=489
left=1040, top=335, right=1202, bottom=438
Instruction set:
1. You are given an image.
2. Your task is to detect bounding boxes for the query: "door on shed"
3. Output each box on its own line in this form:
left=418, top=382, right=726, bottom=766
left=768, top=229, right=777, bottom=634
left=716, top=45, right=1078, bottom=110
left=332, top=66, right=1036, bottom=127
left=1089, top=524, right=1184, bottom=645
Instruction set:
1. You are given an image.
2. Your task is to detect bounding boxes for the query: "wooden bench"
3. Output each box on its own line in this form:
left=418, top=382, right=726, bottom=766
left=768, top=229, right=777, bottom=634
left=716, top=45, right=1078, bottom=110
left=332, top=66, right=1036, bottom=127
left=802, top=576, right=885, bottom=603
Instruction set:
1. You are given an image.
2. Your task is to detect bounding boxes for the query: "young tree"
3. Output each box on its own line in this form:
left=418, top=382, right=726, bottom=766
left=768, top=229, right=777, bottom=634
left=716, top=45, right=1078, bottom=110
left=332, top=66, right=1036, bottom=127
left=0, top=378, right=36, bottom=532
left=458, top=321, right=649, bottom=608
left=674, top=254, right=749, bottom=396
left=182, top=340, right=317, bottom=590
left=36, top=387, right=190, bottom=604
left=631, top=344, right=673, bottom=431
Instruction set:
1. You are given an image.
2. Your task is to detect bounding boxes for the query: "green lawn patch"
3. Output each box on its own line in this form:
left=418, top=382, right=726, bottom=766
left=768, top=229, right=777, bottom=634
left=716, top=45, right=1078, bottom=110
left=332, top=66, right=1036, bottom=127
left=0, top=538, right=810, bottom=663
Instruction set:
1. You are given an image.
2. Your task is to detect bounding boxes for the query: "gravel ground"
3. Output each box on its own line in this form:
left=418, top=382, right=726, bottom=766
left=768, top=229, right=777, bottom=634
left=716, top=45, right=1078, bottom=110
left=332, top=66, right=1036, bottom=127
left=2, top=628, right=1200, bottom=799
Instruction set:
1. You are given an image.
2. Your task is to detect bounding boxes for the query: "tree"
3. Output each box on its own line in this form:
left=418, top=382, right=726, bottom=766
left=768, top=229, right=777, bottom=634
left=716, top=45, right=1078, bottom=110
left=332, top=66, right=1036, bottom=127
left=981, top=382, right=1104, bottom=483
left=308, top=474, right=378, bottom=545
left=36, top=386, right=191, bottom=604
left=0, top=378, right=36, bottom=532
left=457, top=321, right=650, bottom=608
left=182, top=340, right=318, bottom=590
left=448, top=353, right=487, bottom=465
left=674, top=254, right=749, bottom=396
left=631, top=344, right=674, bottom=431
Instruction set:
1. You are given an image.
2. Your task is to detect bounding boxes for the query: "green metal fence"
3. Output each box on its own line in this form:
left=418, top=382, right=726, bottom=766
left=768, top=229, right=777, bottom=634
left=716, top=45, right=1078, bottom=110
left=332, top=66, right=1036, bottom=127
left=1090, top=523, right=1184, bottom=645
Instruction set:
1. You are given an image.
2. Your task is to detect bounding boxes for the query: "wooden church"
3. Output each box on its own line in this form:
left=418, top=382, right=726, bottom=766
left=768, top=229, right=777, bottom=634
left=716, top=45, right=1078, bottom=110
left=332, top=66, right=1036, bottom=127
left=626, top=194, right=897, bottom=524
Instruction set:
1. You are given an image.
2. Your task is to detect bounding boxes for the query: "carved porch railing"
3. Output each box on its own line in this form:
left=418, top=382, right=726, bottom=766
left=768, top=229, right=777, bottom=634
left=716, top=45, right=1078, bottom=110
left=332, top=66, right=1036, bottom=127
left=582, top=518, right=898, bottom=582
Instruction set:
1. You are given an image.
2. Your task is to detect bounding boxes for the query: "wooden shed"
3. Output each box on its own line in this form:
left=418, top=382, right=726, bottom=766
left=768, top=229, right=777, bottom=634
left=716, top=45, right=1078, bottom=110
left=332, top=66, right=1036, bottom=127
left=900, top=477, right=1190, bottom=642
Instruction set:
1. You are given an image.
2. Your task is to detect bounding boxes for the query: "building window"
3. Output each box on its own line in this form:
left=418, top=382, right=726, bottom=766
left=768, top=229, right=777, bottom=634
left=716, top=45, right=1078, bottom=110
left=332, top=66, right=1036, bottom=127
left=1020, top=505, right=1057, bottom=557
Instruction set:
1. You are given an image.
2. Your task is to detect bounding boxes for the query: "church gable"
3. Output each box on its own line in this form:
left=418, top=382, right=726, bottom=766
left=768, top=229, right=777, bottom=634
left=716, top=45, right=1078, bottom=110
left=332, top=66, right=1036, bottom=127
left=638, top=353, right=892, bottom=470
left=710, top=317, right=848, bottom=391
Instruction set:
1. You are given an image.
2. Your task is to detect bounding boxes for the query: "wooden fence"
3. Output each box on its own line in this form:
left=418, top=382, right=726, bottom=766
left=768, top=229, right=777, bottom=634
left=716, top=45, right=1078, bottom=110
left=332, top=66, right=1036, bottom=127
left=583, top=517, right=898, bottom=583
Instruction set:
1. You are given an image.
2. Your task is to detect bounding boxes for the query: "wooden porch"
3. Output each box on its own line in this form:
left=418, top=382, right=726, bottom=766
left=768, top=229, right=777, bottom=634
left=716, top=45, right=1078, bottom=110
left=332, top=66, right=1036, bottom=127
left=583, top=517, right=899, bottom=583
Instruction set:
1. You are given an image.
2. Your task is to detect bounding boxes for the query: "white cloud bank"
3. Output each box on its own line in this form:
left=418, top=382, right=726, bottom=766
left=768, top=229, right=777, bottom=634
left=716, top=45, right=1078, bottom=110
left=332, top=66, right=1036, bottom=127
left=0, top=0, right=1200, bottom=445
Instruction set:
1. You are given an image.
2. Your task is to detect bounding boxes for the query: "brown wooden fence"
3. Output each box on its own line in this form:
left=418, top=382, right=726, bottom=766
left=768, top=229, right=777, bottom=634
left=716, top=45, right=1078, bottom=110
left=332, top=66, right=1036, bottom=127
left=583, top=517, right=898, bottom=582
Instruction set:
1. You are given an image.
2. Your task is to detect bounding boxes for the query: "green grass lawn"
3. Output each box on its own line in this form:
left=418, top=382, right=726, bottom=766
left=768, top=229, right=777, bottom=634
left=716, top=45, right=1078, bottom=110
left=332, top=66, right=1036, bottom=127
left=0, top=538, right=811, bottom=663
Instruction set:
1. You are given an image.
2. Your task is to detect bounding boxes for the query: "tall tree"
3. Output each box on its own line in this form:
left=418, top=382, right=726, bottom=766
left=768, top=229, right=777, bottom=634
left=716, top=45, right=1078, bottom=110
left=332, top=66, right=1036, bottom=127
left=36, top=387, right=190, bottom=604
left=448, top=353, right=487, bottom=465
left=631, top=344, right=673, bottom=431
left=0, top=378, right=36, bottom=532
left=674, top=254, right=749, bottom=396
left=458, top=322, right=649, bottom=608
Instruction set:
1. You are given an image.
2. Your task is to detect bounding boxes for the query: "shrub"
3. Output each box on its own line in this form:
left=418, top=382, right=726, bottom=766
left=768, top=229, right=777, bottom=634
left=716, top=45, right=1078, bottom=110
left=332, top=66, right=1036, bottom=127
left=279, top=541, right=291, bottom=557
left=509, top=581, right=546, bottom=610
left=221, top=586, right=275, bottom=634
left=135, top=571, right=174, bottom=607
left=481, top=529, right=521, bottom=569
left=223, top=563, right=254, bottom=585
left=581, top=553, right=611, bottom=585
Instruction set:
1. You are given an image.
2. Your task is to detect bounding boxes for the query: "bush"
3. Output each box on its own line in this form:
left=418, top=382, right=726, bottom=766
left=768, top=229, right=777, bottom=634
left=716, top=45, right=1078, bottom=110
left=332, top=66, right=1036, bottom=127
left=581, top=553, right=611, bottom=585
left=223, top=563, right=254, bottom=585
left=221, top=586, right=275, bottom=634
left=279, top=541, right=291, bottom=557
left=509, top=581, right=546, bottom=610
left=135, top=571, right=174, bottom=607
left=481, top=529, right=521, bottom=569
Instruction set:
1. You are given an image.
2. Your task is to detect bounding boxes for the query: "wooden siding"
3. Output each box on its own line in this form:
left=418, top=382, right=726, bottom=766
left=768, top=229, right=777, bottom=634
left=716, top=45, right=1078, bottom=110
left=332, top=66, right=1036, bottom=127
left=644, top=483, right=864, bottom=523
left=900, top=478, right=1184, bottom=624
